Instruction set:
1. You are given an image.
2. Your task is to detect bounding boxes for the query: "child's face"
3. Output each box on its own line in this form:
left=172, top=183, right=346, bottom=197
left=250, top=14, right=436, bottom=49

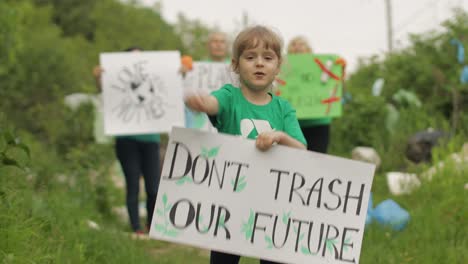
left=234, top=43, right=281, bottom=92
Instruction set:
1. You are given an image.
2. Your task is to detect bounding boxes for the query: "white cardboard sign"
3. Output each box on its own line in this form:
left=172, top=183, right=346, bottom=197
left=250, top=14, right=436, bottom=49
left=150, top=127, right=375, bottom=264
left=183, top=61, right=238, bottom=93
left=101, top=51, right=185, bottom=135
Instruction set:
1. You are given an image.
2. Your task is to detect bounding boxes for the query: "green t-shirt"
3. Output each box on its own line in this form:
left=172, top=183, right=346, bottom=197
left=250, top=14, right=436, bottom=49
left=211, top=84, right=307, bottom=146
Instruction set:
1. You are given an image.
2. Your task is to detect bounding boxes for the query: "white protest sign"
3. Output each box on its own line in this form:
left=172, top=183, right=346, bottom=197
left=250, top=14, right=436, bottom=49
left=183, top=61, right=238, bottom=94
left=101, top=51, right=185, bottom=135
left=150, top=127, right=375, bottom=264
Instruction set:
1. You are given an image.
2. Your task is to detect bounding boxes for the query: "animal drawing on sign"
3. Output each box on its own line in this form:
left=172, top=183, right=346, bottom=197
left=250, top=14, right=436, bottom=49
left=111, top=61, right=170, bottom=123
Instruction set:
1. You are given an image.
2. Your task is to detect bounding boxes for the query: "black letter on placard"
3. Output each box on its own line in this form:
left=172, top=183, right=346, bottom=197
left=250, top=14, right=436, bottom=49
left=306, top=222, right=325, bottom=255
left=292, top=219, right=309, bottom=252
left=343, top=182, right=365, bottom=215
left=208, top=160, right=225, bottom=189
left=322, top=224, right=340, bottom=258
left=165, top=141, right=192, bottom=180
left=169, top=199, right=195, bottom=229
left=271, top=215, right=291, bottom=248
left=307, top=178, right=324, bottom=208
left=251, top=212, right=273, bottom=243
left=289, top=172, right=306, bottom=205
left=324, top=179, right=342, bottom=211
left=214, top=206, right=231, bottom=239
left=195, top=203, right=216, bottom=234
left=231, top=162, right=249, bottom=192
left=339, top=227, right=359, bottom=263
left=270, top=169, right=290, bottom=200
left=192, top=155, right=209, bottom=184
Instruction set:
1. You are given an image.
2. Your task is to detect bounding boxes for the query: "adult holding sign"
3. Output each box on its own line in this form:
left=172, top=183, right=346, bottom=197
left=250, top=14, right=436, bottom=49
left=93, top=47, right=162, bottom=235
left=185, top=25, right=306, bottom=264
left=285, top=37, right=345, bottom=153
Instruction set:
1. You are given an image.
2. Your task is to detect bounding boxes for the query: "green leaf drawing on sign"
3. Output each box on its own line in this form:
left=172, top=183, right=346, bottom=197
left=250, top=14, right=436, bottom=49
left=231, top=175, right=247, bottom=192
left=264, top=235, right=273, bottom=249
left=343, top=237, right=352, bottom=252
left=197, top=215, right=210, bottom=233
left=156, top=209, right=164, bottom=217
left=176, top=175, right=193, bottom=186
left=201, top=146, right=220, bottom=158
left=300, top=236, right=347, bottom=256
left=217, top=213, right=225, bottom=228
left=208, top=146, right=220, bottom=158
left=201, top=147, right=209, bottom=158
left=282, top=211, right=291, bottom=225
left=300, top=246, right=318, bottom=256
left=241, top=209, right=255, bottom=240
left=325, top=239, right=338, bottom=254
left=154, top=193, right=179, bottom=238
left=154, top=224, right=165, bottom=232
left=165, top=230, right=179, bottom=238
left=236, top=181, right=247, bottom=192
left=291, top=221, right=305, bottom=243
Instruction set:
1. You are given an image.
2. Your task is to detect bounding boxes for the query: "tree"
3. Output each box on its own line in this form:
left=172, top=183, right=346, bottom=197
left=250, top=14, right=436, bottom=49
left=174, top=13, right=218, bottom=59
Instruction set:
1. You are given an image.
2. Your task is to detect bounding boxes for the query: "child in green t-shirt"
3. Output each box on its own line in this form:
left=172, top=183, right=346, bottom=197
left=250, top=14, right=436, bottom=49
left=185, top=25, right=306, bottom=264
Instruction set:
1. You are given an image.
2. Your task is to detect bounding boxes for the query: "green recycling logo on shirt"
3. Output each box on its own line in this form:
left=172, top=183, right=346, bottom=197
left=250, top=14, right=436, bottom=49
left=240, top=119, right=274, bottom=139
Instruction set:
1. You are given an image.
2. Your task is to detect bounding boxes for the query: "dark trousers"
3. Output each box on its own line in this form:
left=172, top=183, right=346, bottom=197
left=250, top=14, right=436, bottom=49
left=301, top=124, right=330, bottom=154
left=210, top=251, right=282, bottom=264
left=115, top=138, right=160, bottom=231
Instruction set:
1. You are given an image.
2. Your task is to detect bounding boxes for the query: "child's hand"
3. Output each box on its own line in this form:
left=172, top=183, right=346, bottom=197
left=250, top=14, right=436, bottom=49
left=185, top=94, right=206, bottom=112
left=185, top=94, right=219, bottom=115
left=256, top=131, right=283, bottom=151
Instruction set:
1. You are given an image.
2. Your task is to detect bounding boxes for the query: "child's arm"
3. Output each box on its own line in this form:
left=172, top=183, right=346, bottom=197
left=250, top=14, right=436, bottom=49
left=185, top=94, right=219, bottom=115
left=256, top=131, right=306, bottom=151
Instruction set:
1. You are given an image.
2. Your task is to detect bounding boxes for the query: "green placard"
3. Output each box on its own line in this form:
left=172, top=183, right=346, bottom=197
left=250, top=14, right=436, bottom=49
left=277, top=54, right=343, bottom=119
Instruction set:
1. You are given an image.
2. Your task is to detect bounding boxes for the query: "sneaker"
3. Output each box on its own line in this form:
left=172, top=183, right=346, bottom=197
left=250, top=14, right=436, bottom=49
left=134, top=230, right=146, bottom=235
left=131, top=230, right=150, bottom=240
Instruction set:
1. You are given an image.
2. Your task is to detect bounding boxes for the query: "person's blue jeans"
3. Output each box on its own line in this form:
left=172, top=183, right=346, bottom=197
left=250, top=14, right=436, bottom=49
left=115, top=138, right=160, bottom=231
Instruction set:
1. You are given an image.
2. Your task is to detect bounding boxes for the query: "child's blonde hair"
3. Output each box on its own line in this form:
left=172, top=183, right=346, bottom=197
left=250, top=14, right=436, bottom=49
left=287, top=36, right=312, bottom=54
left=231, top=25, right=283, bottom=72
